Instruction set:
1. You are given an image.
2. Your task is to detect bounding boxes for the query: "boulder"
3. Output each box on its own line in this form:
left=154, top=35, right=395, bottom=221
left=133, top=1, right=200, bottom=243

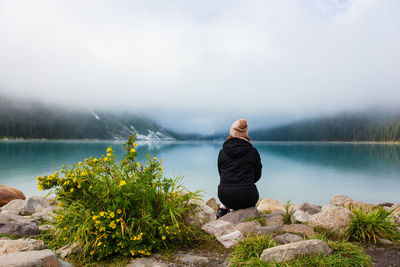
left=180, top=254, right=209, bottom=266
left=263, top=213, right=284, bottom=227
left=186, top=199, right=215, bottom=228
left=0, top=199, right=26, bottom=214
left=0, top=249, right=72, bottom=267
left=205, top=198, right=219, bottom=213
left=0, top=238, right=45, bottom=255
left=220, top=207, right=259, bottom=226
left=234, top=220, right=261, bottom=235
left=344, top=201, right=376, bottom=211
left=0, top=222, right=40, bottom=236
left=308, top=205, right=351, bottom=233
left=291, top=202, right=321, bottom=224
left=0, top=211, right=37, bottom=224
left=20, top=196, right=51, bottom=216
left=330, top=195, right=352, bottom=207
left=201, top=220, right=235, bottom=237
left=216, top=230, right=243, bottom=249
left=0, top=185, right=25, bottom=207
left=252, top=225, right=282, bottom=235
left=274, top=233, right=303, bottom=244
left=257, top=198, right=285, bottom=213
left=282, top=224, right=315, bottom=238
left=260, top=239, right=332, bottom=263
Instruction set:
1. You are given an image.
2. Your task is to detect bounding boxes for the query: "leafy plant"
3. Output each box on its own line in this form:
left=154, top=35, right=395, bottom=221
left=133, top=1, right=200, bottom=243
left=244, top=217, right=266, bottom=227
left=229, top=234, right=276, bottom=267
left=283, top=200, right=292, bottom=224
left=37, top=135, right=198, bottom=262
left=345, top=206, right=400, bottom=244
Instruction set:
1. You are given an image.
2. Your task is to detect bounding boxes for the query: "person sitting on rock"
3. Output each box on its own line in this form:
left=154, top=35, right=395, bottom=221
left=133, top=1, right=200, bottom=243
left=216, top=119, right=262, bottom=218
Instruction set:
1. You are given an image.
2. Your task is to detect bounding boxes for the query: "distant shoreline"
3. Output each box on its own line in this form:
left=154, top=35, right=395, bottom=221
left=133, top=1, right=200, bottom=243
left=1, top=137, right=399, bottom=145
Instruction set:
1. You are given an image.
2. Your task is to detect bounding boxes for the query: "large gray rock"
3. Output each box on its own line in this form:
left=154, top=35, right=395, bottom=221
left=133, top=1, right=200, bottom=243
left=234, top=220, right=261, bottom=235
left=201, top=220, right=235, bottom=237
left=282, top=224, right=315, bottom=238
left=0, top=238, right=45, bottom=255
left=308, top=205, right=351, bottom=233
left=0, top=249, right=73, bottom=267
left=330, top=195, right=353, bottom=207
left=0, top=199, right=26, bottom=215
left=127, top=258, right=167, bottom=267
left=291, top=203, right=321, bottom=223
left=252, top=225, right=283, bottom=235
left=220, top=207, right=259, bottom=225
left=186, top=199, right=215, bottom=228
left=0, top=222, right=40, bottom=236
left=263, top=213, right=284, bottom=227
left=257, top=198, right=285, bottom=213
left=216, top=230, right=243, bottom=248
left=0, top=211, right=37, bottom=224
left=274, top=233, right=303, bottom=244
left=260, top=239, right=332, bottom=263
left=19, top=196, right=50, bottom=216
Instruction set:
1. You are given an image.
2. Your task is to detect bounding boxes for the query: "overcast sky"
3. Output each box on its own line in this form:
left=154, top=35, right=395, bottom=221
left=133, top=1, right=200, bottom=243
left=1, top=0, right=399, bottom=133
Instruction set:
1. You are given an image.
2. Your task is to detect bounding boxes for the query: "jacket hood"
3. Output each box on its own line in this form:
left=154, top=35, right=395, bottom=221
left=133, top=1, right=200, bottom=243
left=222, top=137, right=253, bottom=159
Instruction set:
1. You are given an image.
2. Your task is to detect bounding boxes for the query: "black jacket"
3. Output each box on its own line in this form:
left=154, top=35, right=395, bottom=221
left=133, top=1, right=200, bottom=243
left=217, top=137, right=262, bottom=209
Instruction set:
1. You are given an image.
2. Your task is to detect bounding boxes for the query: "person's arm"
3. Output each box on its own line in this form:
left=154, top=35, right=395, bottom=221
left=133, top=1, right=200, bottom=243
left=253, top=150, right=262, bottom=183
left=217, top=150, right=223, bottom=176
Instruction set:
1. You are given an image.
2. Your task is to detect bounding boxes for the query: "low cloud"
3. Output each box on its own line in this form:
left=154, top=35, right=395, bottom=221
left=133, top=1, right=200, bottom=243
left=1, top=0, right=399, bottom=133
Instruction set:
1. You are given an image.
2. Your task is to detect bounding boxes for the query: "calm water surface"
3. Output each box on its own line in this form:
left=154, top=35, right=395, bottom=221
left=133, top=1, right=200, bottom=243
left=1, top=141, right=399, bottom=204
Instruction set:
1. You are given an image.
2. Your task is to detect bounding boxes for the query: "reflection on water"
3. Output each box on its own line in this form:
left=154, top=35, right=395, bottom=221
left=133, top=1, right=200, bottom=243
left=0, top=141, right=399, bottom=204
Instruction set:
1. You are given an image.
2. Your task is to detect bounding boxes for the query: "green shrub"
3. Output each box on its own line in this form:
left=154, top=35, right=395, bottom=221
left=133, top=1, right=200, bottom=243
left=283, top=200, right=292, bottom=225
left=345, top=206, right=400, bottom=244
left=228, top=234, right=276, bottom=267
left=37, top=135, right=198, bottom=261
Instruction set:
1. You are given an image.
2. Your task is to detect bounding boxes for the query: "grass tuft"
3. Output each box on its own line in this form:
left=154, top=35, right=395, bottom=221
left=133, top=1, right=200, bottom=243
left=244, top=216, right=266, bottom=227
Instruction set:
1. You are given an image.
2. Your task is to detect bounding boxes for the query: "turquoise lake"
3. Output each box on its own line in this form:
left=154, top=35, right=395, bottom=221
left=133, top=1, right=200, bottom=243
left=1, top=141, right=399, bottom=205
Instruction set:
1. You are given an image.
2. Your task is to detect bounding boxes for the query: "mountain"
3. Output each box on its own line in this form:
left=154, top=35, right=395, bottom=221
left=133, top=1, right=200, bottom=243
left=251, top=112, right=400, bottom=142
left=0, top=97, right=177, bottom=141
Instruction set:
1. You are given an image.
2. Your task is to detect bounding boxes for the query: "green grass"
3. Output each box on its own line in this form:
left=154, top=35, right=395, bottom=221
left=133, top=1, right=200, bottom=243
left=244, top=216, right=266, bottom=227
left=228, top=234, right=372, bottom=266
left=345, top=206, right=400, bottom=244
left=282, top=200, right=292, bottom=225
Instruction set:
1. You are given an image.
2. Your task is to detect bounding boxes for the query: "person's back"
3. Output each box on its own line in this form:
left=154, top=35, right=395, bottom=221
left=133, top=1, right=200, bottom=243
left=216, top=119, right=262, bottom=217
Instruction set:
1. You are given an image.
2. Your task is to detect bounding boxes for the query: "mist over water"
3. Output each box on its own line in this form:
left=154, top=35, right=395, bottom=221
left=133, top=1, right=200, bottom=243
left=1, top=140, right=399, bottom=204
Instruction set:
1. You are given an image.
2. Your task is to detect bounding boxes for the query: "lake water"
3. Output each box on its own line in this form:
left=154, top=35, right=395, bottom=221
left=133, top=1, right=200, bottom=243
left=1, top=141, right=400, bottom=205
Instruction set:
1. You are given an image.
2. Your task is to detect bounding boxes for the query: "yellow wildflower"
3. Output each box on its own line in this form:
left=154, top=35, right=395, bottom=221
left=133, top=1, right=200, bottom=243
left=130, top=250, right=135, bottom=256
left=90, top=251, right=94, bottom=255
left=133, top=142, right=137, bottom=146
left=78, top=161, right=83, bottom=165
left=77, top=184, right=81, bottom=189
left=109, top=212, right=115, bottom=218
left=130, top=148, right=136, bottom=153
left=117, top=209, right=122, bottom=214
left=162, top=236, right=166, bottom=240
left=136, top=162, right=140, bottom=168
left=92, top=215, right=98, bottom=220
left=107, top=153, right=112, bottom=157
left=109, top=220, right=117, bottom=229
left=95, top=220, right=101, bottom=224
left=119, top=180, right=126, bottom=186
left=153, top=157, right=157, bottom=161
left=93, top=158, right=98, bottom=163
left=104, top=157, right=109, bottom=162
left=97, top=241, right=102, bottom=247
left=38, top=184, right=43, bottom=191
left=100, top=212, right=105, bottom=216
left=70, top=188, right=74, bottom=193
left=107, top=147, right=112, bottom=152
left=73, top=178, right=77, bottom=183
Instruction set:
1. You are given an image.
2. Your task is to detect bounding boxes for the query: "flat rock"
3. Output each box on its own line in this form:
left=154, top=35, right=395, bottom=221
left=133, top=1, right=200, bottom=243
left=0, top=238, right=45, bottom=255
left=0, top=222, right=40, bottom=236
left=0, top=249, right=72, bottom=267
left=257, top=198, right=285, bottom=213
left=308, top=205, right=351, bottom=233
left=220, top=207, right=259, bottom=225
left=0, top=199, right=26, bottom=214
left=282, top=224, right=315, bottom=238
left=127, top=258, right=167, bottom=267
left=0, top=185, right=26, bottom=207
left=0, top=211, right=37, bottom=224
left=32, top=211, right=54, bottom=223
left=201, top=220, right=235, bottom=237
left=20, top=196, right=51, bottom=216
left=262, top=213, right=284, bottom=227
left=180, top=254, right=209, bottom=266
left=216, top=230, right=243, bottom=248
left=260, top=239, right=332, bottom=263
left=205, top=198, right=219, bottom=213
left=252, top=225, right=282, bottom=235
left=234, top=220, right=261, bottom=234
left=274, top=233, right=303, bottom=244
left=330, top=195, right=352, bottom=207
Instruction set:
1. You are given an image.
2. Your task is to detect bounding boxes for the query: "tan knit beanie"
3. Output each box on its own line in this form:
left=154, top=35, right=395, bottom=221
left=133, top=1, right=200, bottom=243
left=230, top=119, right=249, bottom=138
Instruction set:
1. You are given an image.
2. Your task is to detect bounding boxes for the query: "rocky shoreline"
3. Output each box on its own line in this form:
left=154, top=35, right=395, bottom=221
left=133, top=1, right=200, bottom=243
left=0, top=185, right=399, bottom=266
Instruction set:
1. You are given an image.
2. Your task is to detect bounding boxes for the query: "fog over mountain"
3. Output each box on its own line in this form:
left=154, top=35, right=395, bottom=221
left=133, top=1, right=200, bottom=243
left=1, top=0, right=400, bottom=133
